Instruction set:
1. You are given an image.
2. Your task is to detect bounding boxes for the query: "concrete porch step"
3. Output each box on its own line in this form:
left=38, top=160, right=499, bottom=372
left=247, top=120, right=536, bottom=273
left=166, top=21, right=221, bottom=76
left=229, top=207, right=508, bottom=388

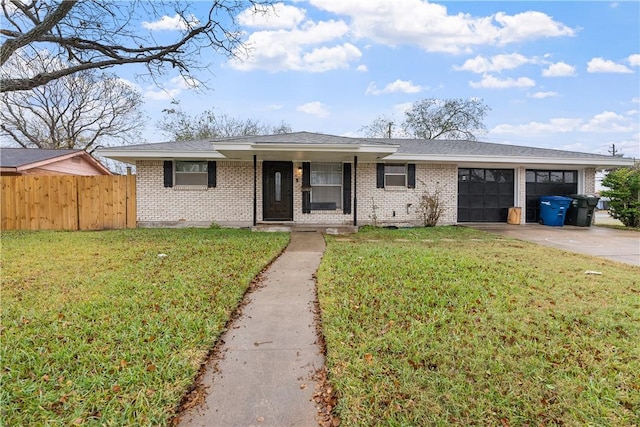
left=252, top=223, right=358, bottom=234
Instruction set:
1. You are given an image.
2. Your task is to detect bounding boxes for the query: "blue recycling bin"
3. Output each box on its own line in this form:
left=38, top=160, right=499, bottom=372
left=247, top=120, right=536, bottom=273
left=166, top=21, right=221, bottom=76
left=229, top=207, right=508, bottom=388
left=539, top=196, right=573, bottom=226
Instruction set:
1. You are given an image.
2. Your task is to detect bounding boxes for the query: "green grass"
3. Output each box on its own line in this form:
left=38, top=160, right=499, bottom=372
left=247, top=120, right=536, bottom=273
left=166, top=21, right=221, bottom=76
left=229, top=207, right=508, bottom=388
left=1, top=228, right=289, bottom=426
left=595, top=223, right=640, bottom=232
left=317, top=226, right=640, bottom=426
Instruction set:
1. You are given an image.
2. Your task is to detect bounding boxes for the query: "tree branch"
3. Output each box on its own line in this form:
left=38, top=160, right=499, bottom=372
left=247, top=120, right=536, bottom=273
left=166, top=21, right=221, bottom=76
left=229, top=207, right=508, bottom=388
left=0, top=0, right=77, bottom=66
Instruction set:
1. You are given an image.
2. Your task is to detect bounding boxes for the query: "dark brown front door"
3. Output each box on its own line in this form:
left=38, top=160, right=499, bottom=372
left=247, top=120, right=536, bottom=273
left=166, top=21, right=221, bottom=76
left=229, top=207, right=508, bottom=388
left=263, top=161, right=293, bottom=221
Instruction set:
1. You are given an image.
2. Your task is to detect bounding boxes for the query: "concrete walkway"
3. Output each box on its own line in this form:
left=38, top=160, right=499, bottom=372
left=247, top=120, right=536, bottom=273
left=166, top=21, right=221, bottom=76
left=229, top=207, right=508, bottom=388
left=177, top=232, right=326, bottom=427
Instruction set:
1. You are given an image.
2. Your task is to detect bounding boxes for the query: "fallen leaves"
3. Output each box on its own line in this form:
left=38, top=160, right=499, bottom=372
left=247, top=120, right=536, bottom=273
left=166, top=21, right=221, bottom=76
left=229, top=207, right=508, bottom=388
left=313, top=368, right=341, bottom=427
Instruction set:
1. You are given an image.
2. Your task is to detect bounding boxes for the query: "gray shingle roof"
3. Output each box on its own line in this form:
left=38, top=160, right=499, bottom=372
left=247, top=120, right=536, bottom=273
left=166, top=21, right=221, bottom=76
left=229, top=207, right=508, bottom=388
left=101, top=139, right=214, bottom=151
left=384, top=138, right=616, bottom=159
left=0, top=148, right=81, bottom=167
left=98, top=132, right=629, bottom=162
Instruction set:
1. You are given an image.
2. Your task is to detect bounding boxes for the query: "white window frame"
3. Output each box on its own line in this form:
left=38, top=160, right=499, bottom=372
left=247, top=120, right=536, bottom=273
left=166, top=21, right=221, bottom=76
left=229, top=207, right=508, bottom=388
left=385, top=164, right=407, bottom=187
left=175, top=161, right=208, bottom=186
left=310, top=162, right=343, bottom=209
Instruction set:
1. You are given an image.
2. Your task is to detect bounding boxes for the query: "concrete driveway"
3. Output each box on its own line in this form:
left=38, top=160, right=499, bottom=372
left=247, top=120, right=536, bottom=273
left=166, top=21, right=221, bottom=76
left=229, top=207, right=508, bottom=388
left=466, top=223, right=640, bottom=266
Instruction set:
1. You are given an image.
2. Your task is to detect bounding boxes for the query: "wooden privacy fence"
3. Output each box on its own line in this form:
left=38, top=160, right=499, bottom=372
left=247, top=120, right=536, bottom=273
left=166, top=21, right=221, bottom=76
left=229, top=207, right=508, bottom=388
left=1, top=175, right=136, bottom=231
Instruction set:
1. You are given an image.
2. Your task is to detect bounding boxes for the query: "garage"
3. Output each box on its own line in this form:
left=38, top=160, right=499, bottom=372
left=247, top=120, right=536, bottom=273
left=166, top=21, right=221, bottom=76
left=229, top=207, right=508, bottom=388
left=525, top=170, right=578, bottom=223
left=458, top=168, right=514, bottom=222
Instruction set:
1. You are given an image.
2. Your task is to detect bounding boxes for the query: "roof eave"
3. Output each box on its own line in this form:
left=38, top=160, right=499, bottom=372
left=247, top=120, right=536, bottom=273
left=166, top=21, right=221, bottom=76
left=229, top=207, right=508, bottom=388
left=97, top=149, right=225, bottom=164
left=384, top=153, right=636, bottom=168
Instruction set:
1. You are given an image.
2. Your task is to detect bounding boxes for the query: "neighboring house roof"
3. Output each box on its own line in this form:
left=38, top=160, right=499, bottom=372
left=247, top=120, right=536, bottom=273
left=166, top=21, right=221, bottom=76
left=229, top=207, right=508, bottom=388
left=97, top=131, right=635, bottom=168
left=0, top=148, right=112, bottom=175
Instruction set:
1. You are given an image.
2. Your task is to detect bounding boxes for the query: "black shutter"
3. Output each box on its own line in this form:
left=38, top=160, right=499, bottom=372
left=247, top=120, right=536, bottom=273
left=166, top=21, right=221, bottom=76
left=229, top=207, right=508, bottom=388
left=302, top=192, right=311, bottom=214
left=207, top=161, right=217, bottom=188
left=302, top=162, right=311, bottom=188
left=163, top=161, right=173, bottom=187
left=407, top=163, right=416, bottom=188
left=376, top=163, right=385, bottom=188
left=302, top=162, right=311, bottom=213
left=343, top=163, right=352, bottom=214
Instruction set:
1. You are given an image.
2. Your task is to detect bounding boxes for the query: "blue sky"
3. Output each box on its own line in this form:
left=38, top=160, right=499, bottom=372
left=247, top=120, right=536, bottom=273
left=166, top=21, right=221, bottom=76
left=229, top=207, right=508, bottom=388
left=125, top=0, right=639, bottom=158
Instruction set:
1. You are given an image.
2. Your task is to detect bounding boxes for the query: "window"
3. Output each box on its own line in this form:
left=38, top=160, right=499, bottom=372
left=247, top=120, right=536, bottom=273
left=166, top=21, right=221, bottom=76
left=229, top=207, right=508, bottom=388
left=385, top=164, right=406, bottom=187
left=175, top=161, right=208, bottom=186
left=311, top=163, right=342, bottom=208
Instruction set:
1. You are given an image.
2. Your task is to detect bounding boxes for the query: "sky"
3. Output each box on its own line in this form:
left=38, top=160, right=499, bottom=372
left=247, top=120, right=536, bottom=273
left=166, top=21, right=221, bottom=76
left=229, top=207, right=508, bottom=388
left=121, top=0, right=640, bottom=158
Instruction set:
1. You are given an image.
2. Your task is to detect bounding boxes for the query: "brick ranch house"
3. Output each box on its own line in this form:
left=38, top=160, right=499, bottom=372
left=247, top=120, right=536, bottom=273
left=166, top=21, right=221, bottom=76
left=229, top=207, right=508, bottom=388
left=98, top=132, right=633, bottom=229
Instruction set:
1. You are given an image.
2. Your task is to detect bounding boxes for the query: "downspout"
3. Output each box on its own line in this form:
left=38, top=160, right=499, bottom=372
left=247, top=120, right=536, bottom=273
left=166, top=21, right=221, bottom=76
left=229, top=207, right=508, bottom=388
left=353, top=156, right=358, bottom=226
left=253, top=155, right=257, bottom=226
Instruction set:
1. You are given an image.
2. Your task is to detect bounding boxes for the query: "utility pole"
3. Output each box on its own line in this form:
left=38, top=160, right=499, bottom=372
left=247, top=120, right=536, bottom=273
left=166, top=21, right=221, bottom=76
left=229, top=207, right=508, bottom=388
left=387, top=122, right=392, bottom=139
left=608, top=143, right=618, bottom=156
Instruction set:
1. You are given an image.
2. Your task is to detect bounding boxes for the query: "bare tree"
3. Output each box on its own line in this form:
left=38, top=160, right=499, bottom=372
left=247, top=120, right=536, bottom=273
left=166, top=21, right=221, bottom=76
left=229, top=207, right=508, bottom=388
left=159, top=104, right=292, bottom=141
left=0, top=0, right=272, bottom=93
left=359, top=115, right=410, bottom=139
left=1, top=52, right=144, bottom=150
left=403, top=98, right=490, bottom=140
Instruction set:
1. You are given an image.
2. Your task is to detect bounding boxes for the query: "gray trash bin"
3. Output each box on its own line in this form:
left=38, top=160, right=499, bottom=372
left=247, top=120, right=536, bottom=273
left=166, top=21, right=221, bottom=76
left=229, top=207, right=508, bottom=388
left=566, top=194, right=600, bottom=227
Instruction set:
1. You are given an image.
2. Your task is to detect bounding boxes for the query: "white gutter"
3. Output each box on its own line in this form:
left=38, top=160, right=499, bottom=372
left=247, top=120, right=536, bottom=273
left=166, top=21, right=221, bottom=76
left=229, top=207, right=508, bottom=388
left=96, top=149, right=225, bottom=164
left=383, top=153, right=636, bottom=168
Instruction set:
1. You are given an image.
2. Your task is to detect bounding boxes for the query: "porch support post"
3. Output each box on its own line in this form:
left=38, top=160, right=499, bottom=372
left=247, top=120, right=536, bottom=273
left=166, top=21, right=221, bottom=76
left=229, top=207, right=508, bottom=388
left=253, top=155, right=257, bottom=226
left=353, top=156, right=358, bottom=226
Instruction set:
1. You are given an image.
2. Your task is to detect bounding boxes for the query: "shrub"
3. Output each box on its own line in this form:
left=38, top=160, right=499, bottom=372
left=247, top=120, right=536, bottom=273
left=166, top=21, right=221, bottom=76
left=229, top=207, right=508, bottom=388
left=419, top=186, right=444, bottom=227
left=601, top=165, right=640, bottom=228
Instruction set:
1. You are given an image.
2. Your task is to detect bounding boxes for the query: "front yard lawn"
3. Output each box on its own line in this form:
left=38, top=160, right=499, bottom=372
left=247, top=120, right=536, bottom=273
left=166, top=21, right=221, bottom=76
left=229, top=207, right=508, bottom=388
left=1, top=229, right=288, bottom=426
left=317, top=226, right=640, bottom=426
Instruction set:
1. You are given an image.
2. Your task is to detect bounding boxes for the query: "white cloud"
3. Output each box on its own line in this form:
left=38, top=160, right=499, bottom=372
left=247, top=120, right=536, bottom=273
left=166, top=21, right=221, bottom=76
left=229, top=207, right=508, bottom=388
left=229, top=20, right=362, bottom=72
left=302, top=43, right=362, bottom=72
left=579, top=111, right=635, bottom=132
left=491, top=118, right=582, bottom=135
left=633, top=97, right=640, bottom=103
left=587, top=57, right=633, bottom=73
left=356, top=64, right=368, bottom=72
left=493, top=11, right=575, bottom=45
left=542, top=61, right=576, bottom=77
left=297, top=101, right=330, bottom=117
left=628, top=54, right=640, bottom=67
left=142, top=14, right=198, bottom=31
left=143, top=75, right=199, bottom=101
left=469, top=74, right=535, bottom=89
left=491, top=111, right=637, bottom=135
left=528, top=91, right=558, bottom=99
left=232, top=1, right=575, bottom=72
left=306, top=0, right=574, bottom=54
left=237, top=2, right=306, bottom=29
left=393, top=102, right=414, bottom=114
left=365, top=79, right=423, bottom=95
left=454, top=53, right=529, bottom=73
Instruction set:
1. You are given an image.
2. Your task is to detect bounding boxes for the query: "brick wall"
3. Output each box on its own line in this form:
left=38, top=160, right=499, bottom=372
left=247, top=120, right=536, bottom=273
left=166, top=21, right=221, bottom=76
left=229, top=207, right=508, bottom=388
left=356, top=163, right=457, bottom=226
left=584, top=168, right=596, bottom=194
left=137, top=160, right=255, bottom=227
left=136, top=160, right=459, bottom=227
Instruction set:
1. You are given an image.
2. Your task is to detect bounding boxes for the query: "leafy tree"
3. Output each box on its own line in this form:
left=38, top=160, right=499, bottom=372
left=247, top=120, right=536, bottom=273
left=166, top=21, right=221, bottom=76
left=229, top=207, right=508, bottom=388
left=158, top=104, right=292, bottom=141
left=0, top=53, right=143, bottom=151
left=600, top=165, right=640, bottom=228
left=361, top=98, right=490, bottom=140
left=0, top=0, right=272, bottom=92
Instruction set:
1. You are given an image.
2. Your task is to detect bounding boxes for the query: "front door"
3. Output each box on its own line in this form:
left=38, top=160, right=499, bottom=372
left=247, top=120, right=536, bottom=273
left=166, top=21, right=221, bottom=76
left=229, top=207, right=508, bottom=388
left=263, top=161, right=293, bottom=221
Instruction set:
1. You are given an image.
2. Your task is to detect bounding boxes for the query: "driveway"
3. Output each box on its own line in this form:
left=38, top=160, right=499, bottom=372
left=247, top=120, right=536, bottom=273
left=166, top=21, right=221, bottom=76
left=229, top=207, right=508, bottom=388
left=466, top=223, right=640, bottom=266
